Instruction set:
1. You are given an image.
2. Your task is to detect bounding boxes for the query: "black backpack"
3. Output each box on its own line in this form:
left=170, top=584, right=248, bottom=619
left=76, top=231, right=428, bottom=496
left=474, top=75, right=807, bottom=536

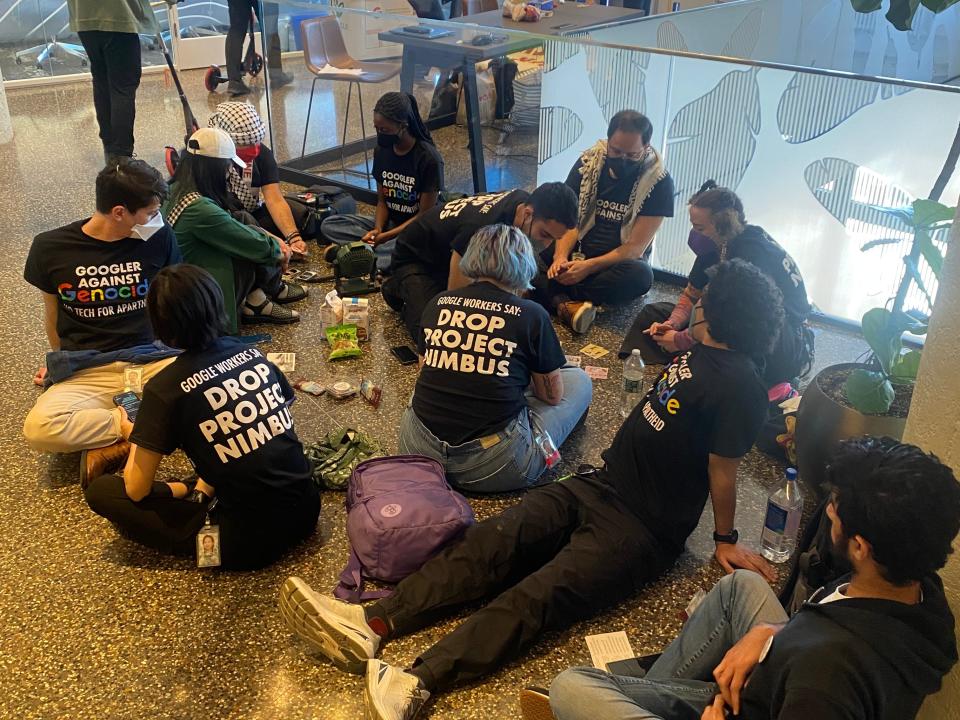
left=778, top=496, right=851, bottom=614
left=285, top=185, right=357, bottom=221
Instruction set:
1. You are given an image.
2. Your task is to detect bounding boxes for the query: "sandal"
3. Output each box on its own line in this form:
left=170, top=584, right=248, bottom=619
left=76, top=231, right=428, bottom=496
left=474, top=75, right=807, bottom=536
left=274, top=282, right=308, bottom=305
left=241, top=298, right=300, bottom=325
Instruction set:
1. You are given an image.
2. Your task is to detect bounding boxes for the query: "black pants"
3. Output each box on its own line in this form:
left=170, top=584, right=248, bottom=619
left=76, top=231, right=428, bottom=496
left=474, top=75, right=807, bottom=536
left=376, top=474, right=671, bottom=690
left=226, top=0, right=283, bottom=83
left=77, top=31, right=142, bottom=158
left=620, top=302, right=813, bottom=386
left=407, top=0, right=461, bottom=20
left=252, top=198, right=319, bottom=242
left=234, top=257, right=284, bottom=310
left=84, top=474, right=320, bottom=570
left=381, top=262, right=447, bottom=342
left=533, top=259, right=654, bottom=309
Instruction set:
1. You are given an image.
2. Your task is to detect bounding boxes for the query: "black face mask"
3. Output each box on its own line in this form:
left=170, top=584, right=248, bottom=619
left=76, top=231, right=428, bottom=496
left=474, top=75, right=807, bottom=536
left=377, top=132, right=401, bottom=148
left=606, top=156, right=639, bottom=179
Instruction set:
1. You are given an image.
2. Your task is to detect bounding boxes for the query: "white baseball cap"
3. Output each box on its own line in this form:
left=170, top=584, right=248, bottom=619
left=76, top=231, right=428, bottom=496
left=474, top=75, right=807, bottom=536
left=186, top=127, right=245, bottom=167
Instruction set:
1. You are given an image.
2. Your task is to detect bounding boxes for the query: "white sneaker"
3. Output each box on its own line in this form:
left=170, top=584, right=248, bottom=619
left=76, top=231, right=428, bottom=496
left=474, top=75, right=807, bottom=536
left=365, top=659, right=430, bottom=720
left=279, top=576, right=380, bottom=674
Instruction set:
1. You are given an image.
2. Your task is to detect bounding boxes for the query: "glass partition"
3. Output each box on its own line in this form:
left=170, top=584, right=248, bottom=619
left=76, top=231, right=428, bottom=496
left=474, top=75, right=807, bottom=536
left=0, top=0, right=169, bottom=81
left=259, top=0, right=960, bottom=325
left=589, top=0, right=960, bottom=84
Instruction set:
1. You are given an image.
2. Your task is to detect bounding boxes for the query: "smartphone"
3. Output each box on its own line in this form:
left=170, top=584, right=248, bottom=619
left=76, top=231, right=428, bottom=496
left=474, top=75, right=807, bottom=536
left=296, top=270, right=319, bottom=282
left=113, top=391, right=141, bottom=422
left=390, top=345, right=419, bottom=365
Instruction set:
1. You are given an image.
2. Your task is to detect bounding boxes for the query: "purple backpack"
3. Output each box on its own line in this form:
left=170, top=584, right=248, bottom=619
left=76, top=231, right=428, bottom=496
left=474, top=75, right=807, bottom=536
left=335, top=455, right=475, bottom=602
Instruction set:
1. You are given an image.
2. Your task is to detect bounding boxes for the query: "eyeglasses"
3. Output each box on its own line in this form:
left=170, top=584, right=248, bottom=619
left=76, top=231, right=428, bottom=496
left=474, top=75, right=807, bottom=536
left=607, top=144, right=648, bottom=161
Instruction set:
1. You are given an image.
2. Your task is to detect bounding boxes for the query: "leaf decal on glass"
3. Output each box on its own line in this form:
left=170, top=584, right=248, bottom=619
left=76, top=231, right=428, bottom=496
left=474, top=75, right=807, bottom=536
left=538, top=106, right=584, bottom=163
left=880, top=31, right=912, bottom=99
left=585, top=45, right=650, bottom=121
left=666, top=66, right=761, bottom=197
left=721, top=6, right=763, bottom=59
left=543, top=39, right=581, bottom=74
left=657, top=21, right=688, bottom=52
left=777, top=73, right=880, bottom=143
left=803, top=157, right=914, bottom=231
left=654, top=68, right=761, bottom=272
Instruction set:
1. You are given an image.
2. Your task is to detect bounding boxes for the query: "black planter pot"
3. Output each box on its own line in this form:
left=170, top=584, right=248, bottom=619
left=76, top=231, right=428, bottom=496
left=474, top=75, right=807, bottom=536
left=795, top=363, right=907, bottom=494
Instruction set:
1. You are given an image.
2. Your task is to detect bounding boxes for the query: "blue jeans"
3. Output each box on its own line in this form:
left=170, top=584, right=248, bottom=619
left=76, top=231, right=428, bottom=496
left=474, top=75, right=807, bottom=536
left=319, top=214, right=394, bottom=272
left=550, top=570, right=789, bottom=720
left=398, top=366, right=592, bottom=493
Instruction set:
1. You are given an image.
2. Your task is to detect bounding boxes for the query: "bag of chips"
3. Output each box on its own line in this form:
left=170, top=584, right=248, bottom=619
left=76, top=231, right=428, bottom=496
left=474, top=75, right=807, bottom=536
left=327, top=324, right=362, bottom=361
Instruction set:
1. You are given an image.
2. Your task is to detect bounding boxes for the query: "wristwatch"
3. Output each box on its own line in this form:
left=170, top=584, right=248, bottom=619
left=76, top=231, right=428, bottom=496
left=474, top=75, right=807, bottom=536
left=713, top=529, right=739, bottom=544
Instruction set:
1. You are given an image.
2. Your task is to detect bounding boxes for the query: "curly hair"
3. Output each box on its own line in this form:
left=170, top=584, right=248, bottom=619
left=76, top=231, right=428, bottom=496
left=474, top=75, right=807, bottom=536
left=700, top=259, right=784, bottom=357
left=689, top=180, right=746, bottom=242
left=826, top=436, right=960, bottom=585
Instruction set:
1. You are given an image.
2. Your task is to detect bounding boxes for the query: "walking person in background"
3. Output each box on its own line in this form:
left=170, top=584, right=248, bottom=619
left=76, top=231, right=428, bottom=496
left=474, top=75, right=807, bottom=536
left=224, top=0, right=292, bottom=96
left=68, top=0, right=169, bottom=164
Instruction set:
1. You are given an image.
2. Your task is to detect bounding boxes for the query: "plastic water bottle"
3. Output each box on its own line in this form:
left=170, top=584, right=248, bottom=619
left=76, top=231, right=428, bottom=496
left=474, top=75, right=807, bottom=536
left=620, top=349, right=646, bottom=418
left=534, top=428, right=561, bottom=469
left=760, top=468, right=803, bottom=563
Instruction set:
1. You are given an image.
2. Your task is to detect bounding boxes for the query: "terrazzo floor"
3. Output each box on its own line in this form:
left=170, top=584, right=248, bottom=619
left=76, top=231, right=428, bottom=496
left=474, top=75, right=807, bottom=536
left=0, top=69, right=867, bottom=719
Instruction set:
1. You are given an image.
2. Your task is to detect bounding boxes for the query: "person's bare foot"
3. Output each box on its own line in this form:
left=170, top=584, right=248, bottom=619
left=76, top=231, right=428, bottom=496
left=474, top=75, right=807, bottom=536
left=79, top=440, right=131, bottom=489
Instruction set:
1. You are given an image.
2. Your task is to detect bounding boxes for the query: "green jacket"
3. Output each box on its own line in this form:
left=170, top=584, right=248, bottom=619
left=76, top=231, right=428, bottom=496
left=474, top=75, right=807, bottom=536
left=163, top=194, right=282, bottom=334
left=68, top=0, right=159, bottom=35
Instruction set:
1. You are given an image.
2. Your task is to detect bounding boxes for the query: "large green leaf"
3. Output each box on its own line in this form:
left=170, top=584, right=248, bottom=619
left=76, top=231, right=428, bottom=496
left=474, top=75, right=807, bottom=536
left=861, top=237, right=904, bottom=251
left=904, top=256, right=935, bottom=309
left=867, top=203, right=914, bottom=226
left=887, top=0, right=923, bottom=30
left=861, top=307, right=903, bottom=373
left=922, top=0, right=960, bottom=12
left=912, top=199, right=956, bottom=228
left=891, top=349, right=923, bottom=381
left=917, top=229, right=944, bottom=278
left=845, top=368, right=896, bottom=414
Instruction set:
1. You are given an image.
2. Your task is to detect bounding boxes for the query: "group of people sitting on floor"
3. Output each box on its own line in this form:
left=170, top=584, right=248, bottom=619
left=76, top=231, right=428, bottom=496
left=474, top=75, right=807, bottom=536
left=21, top=96, right=960, bottom=720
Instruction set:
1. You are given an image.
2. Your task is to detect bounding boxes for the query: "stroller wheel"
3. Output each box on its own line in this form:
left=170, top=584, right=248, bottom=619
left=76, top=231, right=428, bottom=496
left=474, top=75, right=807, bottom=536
left=204, top=65, right=223, bottom=93
left=245, top=52, right=264, bottom=77
left=164, top=146, right=180, bottom=178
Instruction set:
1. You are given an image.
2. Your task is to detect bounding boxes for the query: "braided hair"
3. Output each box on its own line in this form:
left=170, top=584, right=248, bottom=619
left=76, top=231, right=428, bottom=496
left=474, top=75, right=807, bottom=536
left=373, top=92, right=434, bottom=146
left=689, top=180, right=746, bottom=243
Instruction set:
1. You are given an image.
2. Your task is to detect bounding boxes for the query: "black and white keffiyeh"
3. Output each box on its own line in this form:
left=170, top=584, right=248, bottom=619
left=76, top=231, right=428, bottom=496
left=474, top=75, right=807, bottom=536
left=208, top=101, right=267, bottom=213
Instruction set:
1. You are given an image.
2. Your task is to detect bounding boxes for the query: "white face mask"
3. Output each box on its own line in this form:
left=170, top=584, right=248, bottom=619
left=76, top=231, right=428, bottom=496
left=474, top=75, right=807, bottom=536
left=130, top=210, right=164, bottom=241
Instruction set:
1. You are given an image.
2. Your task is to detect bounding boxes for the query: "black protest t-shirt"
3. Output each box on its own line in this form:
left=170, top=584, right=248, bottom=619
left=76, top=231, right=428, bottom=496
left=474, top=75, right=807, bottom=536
left=392, top=189, right=529, bottom=274
left=412, top=281, right=566, bottom=445
left=373, top=140, right=443, bottom=229
left=23, top=219, right=181, bottom=352
left=130, top=337, right=314, bottom=512
left=602, top=344, right=767, bottom=552
left=689, top=225, right=811, bottom=325
left=565, top=160, right=675, bottom=257
left=249, top=144, right=281, bottom=188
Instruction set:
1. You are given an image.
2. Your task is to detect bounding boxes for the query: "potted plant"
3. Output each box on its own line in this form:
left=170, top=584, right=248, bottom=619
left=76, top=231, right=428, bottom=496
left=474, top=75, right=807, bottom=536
left=795, top=198, right=955, bottom=491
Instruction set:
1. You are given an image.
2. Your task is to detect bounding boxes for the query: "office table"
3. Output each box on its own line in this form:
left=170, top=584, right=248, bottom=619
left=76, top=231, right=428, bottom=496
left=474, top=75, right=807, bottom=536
left=379, top=3, right=648, bottom=192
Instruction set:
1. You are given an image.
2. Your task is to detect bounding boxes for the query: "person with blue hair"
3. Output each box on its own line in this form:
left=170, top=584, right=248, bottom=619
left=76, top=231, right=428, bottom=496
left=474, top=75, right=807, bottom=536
left=397, top=223, right=592, bottom=493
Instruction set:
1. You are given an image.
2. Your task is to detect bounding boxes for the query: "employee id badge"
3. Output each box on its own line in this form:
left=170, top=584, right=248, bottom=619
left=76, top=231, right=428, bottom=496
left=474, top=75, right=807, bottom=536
left=571, top=252, right=587, bottom=261
left=196, top=517, right=221, bottom=568
left=123, top=366, right=144, bottom=393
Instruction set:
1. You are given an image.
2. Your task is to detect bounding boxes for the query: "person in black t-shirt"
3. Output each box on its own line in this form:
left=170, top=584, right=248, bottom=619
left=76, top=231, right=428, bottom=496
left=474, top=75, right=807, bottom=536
left=398, top=224, right=592, bottom=493
left=279, top=259, right=781, bottom=719
left=23, top=160, right=181, bottom=470
left=83, top=264, right=320, bottom=570
left=621, top=181, right=814, bottom=388
left=383, top=182, right=577, bottom=342
left=542, top=111, right=675, bottom=334
left=208, top=101, right=316, bottom=256
left=548, top=437, right=960, bottom=720
left=321, top=92, right=445, bottom=273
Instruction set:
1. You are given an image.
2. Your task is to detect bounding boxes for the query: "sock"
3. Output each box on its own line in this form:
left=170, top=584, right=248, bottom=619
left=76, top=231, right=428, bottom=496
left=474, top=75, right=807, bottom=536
left=364, top=603, right=392, bottom=639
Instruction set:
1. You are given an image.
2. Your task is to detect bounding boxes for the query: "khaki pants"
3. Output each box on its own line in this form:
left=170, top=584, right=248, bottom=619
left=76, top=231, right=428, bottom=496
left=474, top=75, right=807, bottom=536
left=23, top=358, right=176, bottom=453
